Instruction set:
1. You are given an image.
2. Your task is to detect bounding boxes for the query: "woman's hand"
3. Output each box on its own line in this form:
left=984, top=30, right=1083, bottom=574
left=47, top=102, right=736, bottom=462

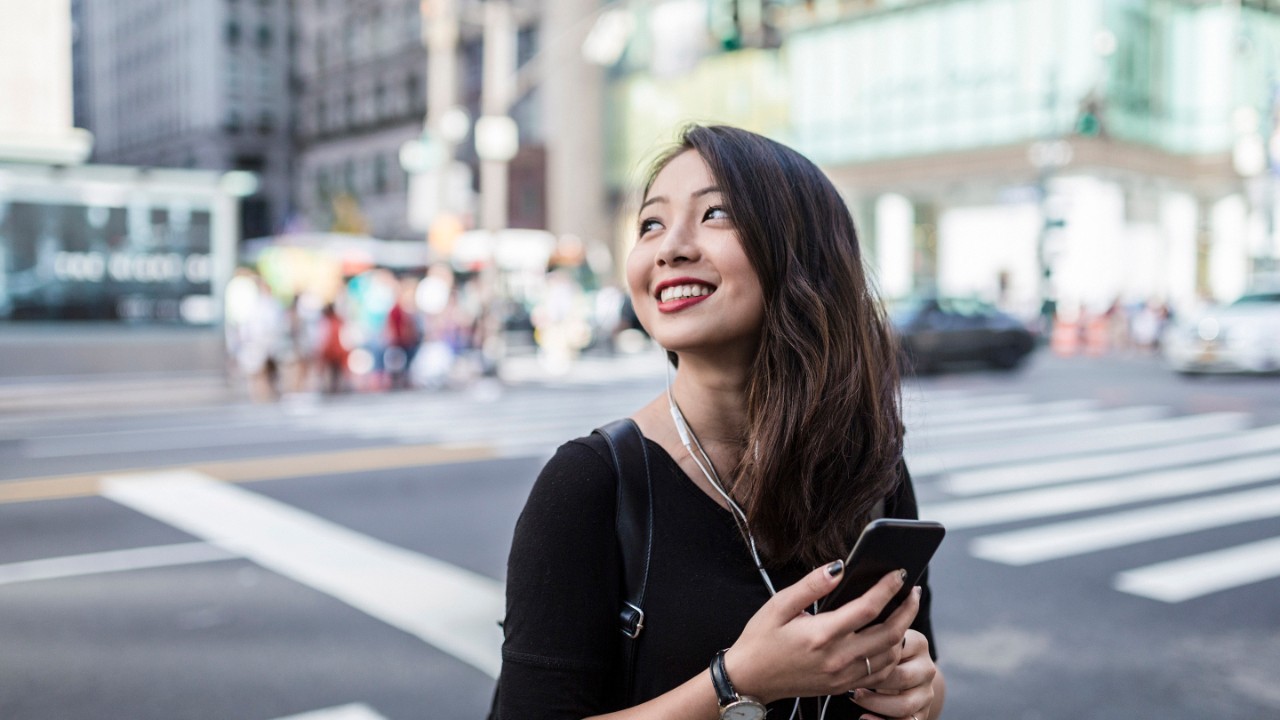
left=849, top=627, right=937, bottom=720
left=722, top=562, right=920, bottom=705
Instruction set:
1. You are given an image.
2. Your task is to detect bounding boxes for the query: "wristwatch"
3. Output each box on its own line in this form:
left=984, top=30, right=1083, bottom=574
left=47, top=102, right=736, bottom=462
left=710, top=649, right=766, bottom=720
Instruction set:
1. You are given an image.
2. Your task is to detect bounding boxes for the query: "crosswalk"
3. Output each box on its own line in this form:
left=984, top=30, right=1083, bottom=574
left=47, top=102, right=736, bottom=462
left=903, top=385, right=1280, bottom=603
left=263, top=378, right=1280, bottom=604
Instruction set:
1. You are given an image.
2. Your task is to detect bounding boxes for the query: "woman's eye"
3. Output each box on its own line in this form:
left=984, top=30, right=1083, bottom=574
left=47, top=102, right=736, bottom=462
left=704, top=206, right=729, bottom=221
left=638, top=218, right=662, bottom=235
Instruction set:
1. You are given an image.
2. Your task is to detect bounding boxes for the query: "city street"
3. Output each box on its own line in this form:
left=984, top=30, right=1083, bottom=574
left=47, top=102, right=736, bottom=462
left=1, top=349, right=1278, bottom=720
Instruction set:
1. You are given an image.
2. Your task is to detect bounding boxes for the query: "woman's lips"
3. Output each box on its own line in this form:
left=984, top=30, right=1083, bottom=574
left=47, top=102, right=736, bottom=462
left=657, top=291, right=713, bottom=313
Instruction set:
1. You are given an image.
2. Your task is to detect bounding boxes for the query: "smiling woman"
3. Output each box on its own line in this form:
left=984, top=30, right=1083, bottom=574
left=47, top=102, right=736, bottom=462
left=491, top=125, right=946, bottom=720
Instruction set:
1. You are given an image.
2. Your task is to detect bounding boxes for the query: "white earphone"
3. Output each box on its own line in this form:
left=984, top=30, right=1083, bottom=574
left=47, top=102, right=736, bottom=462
left=665, top=364, right=837, bottom=720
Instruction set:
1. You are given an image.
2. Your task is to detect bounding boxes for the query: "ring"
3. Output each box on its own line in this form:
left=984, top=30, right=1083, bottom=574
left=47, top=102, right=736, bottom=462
left=864, top=656, right=873, bottom=676
left=912, top=715, right=920, bottom=720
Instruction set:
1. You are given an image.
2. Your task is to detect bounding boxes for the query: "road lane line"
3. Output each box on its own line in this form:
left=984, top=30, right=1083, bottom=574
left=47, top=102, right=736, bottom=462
left=101, top=471, right=504, bottom=678
left=968, top=484, right=1280, bottom=564
left=942, top=422, right=1280, bottom=495
left=270, top=703, right=389, bottom=720
left=904, top=393, right=1030, bottom=410
left=0, top=542, right=238, bottom=586
left=907, top=412, right=1248, bottom=476
left=908, top=405, right=1169, bottom=445
left=24, top=427, right=320, bottom=459
left=1113, top=536, right=1280, bottom=602
left=922, top=453, right=1280, bottom=529
left=907, top=399, right=1097, bottom=427
left=0, top=443, right=495, bottom=505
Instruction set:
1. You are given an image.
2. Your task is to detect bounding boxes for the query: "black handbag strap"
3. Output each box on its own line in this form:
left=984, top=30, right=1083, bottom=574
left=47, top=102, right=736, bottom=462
left=593, top=418, right=653, bottom=701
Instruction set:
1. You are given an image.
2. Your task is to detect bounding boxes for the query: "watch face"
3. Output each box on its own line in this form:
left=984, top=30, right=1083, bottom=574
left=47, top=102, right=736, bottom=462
left=722, top=699, right=766, bottom=720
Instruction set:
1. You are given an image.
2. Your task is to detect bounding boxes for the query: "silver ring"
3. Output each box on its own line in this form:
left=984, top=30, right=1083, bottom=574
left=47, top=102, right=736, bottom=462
left=864, top=656, right=873, bottom=676
left=911, top=715, right=920, bottom=720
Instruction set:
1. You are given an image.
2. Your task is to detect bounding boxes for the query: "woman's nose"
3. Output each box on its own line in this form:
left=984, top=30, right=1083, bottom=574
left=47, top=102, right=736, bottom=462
left=655, top=222, right=699, bottom=267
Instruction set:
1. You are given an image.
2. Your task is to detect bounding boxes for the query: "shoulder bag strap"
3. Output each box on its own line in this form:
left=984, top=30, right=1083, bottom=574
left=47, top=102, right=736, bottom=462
left=593, top=418, right=654, bottom=702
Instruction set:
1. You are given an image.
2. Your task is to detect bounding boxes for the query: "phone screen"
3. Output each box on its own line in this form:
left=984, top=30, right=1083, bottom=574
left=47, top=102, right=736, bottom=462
left=817, top=518, right=946, bottom=625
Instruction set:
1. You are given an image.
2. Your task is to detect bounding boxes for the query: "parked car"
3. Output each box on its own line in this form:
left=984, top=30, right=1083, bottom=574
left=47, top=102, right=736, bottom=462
left=1162, top=290, right=1280, bottom=375
left=888, top=296, right=1036, bottom=373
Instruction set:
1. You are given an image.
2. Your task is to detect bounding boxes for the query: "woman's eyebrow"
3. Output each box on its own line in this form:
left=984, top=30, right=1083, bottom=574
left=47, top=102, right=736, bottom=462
left=639, top=186, right=721, bottom=212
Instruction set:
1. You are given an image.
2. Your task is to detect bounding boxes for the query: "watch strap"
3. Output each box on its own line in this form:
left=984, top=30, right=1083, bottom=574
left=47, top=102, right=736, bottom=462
left=709, top=649, right=738, bottom=707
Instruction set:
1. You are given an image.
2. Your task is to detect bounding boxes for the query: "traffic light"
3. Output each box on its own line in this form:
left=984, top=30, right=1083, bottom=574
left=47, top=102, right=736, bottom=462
left=708, top=0, right=742, bottom=51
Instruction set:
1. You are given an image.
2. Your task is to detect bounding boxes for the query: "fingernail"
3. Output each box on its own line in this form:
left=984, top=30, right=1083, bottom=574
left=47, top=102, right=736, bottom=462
left=897, top=568, right=908, bottom=583
left=913, top=586, right=923, bottom=598
left=827, top=559, right=844, bottom=577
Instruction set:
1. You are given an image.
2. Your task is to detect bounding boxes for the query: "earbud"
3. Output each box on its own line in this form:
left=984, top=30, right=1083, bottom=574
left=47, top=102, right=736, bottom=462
left=669, top=403, right=692, bottom=447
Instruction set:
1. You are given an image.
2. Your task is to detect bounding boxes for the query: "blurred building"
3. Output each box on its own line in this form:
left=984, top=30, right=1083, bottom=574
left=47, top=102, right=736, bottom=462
left=73, top=0, right=291, bottom=240
left=1, top=0, right=241, bottom=325
left=0, top=1, right=91, bottom=164
left=290, top=0, right=551, bottom=245
left=604, top=0, right=1280, bottom=317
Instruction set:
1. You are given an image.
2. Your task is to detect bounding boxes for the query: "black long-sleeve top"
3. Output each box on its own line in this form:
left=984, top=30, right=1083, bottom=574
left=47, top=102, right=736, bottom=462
left=491, top=432, right=936, bottom=720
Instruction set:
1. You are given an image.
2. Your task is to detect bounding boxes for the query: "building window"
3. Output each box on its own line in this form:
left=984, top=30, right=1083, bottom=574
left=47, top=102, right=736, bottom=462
left=406, top=73, right=421, bottom=113
left=373, top=154, right=388, bottom=194
left=343, top=159, right=357, bottom=195
left=225, top=110, right=242, bottom=134
left=258, top=112, right=276, bottom=134
left=226, top=21, right=241, bottom=46
left=257, top=25, right=272, bottom=51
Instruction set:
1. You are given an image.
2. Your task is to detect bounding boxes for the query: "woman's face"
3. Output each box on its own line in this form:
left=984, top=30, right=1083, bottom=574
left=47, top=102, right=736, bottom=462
left=626, top=150, right=765, bottom=365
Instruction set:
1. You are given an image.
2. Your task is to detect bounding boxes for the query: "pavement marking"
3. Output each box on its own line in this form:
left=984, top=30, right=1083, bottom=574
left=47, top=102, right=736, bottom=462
left=908, top=405, right=1169, bottom=445
left=1113, top=535, right=1280, bottom=602
left=270, top=703, right=389, bottom=720
left=23, top=426, right=318, bottom=459
left=0, top=542, right=238, bottom=587
left=0, top=443, right=495, bottom=505
left=907, top=398, right=1096, bottom=427
left=903, top=393, right=1031, bottom=411
left=907, top=412, right=1249, bottom=477
left=968, top=483, right=1280, bottom=565
left=923, top=452, right=1280, bottom=529
left=941, top=422, right=1280, bottom=495
left=101, top=470, right=505, bottom=678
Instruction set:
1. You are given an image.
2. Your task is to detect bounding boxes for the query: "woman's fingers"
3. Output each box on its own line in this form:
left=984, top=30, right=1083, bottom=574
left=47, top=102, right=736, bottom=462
left=824, top=569, right=908, bottom=630
left=767, top=559, right=848, bottom=620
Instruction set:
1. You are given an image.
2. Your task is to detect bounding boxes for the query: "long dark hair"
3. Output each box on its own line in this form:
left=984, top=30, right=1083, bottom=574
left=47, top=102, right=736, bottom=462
left=643, top=125, right=904, bottom=568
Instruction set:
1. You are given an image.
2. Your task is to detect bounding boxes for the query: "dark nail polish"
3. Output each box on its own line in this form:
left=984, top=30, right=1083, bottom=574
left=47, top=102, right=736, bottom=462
left=827, top=559, right=844, bottom=577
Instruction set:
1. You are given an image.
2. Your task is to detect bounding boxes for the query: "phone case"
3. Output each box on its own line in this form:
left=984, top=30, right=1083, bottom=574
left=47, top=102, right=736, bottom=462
left=817, top=518, right=946, bottom=624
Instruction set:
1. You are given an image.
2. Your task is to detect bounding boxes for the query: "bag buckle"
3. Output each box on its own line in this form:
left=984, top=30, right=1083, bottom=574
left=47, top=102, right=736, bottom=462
left=620, top=602, right=645, bottom=639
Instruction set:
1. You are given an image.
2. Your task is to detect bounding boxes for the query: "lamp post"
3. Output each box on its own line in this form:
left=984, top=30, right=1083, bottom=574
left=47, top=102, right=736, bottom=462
left=477, top=0, right=518, bottom=233
left=1029, top=138, right=1072, bottom=336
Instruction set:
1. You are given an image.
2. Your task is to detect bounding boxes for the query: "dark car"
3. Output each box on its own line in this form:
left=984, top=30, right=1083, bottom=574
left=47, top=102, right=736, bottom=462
left=888, top=296, right=1036, bottom=373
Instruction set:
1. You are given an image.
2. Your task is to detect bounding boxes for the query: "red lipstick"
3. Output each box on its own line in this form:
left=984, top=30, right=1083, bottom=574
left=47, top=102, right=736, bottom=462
left=655, top=277, right=716, bottom=314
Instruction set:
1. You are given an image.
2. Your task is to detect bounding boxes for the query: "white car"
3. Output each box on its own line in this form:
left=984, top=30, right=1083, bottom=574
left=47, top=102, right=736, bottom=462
left=1162, top=291, right=1280, bottom=375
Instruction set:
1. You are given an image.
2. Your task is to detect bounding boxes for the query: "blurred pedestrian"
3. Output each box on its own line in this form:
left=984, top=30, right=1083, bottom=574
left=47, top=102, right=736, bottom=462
left=384, top=277, right=422, bottom=390
left=226, top=273, right=287, bottom=403
left=491, top=125, right=944, bottom=720
left=318, top=302, right=348, bottom=394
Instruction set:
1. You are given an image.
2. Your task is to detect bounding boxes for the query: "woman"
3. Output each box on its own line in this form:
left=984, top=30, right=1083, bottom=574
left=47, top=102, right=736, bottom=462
left=493, top=125, right=945, bottom=720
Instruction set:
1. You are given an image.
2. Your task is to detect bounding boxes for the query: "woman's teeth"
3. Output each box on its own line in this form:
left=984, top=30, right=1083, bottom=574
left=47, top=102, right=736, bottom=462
left=659, top=284, right=713, bottom=302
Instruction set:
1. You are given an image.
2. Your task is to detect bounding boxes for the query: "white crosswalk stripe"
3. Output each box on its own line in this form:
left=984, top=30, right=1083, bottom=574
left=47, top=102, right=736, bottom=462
left=905, top=388, right=1280, bottom=604
left=906, top=411, right=1249, bottom=477
left=260, top=380, right=1280, bottom=604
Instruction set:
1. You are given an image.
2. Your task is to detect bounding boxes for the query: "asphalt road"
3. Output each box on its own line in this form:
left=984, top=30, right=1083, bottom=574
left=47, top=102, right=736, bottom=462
left=1, top=349, right=1278, bottom=720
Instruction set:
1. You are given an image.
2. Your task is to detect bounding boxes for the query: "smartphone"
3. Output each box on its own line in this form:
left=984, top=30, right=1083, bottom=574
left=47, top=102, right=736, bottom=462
left=817, top=518, right=946, bottom=626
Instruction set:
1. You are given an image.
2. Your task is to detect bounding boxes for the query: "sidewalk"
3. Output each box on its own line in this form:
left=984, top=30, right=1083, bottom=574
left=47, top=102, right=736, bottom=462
left=0, top=323, right=669, bottom=417
left=0, top=323, right=234, bottom=416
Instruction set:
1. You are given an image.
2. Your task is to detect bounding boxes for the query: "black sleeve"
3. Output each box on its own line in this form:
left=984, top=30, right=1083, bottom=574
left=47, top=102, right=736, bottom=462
left=491, top=439, right=622, bottom=719
left=884, top=461, right=939, bottom=661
